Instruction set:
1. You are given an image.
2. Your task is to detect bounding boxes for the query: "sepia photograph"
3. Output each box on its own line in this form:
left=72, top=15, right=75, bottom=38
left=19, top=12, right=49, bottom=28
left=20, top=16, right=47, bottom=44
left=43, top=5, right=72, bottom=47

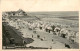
left=2, top=9, right=79, bottom=49
left=1, top=0, right=79, bottom=50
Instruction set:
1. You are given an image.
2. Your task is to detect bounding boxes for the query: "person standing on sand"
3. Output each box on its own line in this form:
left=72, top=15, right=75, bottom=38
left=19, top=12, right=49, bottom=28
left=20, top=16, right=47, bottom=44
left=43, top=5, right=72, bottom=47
left=32, top=35, right=33, bottom=38
left=37, top=35, right=40, bottom=39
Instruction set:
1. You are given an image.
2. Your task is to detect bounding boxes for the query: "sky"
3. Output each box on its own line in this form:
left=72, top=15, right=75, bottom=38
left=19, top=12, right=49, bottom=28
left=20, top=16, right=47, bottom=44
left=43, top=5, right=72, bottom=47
left=1, top=0, right=79, bottom=12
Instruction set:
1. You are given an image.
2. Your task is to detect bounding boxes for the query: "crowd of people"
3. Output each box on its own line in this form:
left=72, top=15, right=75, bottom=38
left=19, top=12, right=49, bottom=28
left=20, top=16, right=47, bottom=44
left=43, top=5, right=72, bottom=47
left=6, top=18, right=79, bottom=44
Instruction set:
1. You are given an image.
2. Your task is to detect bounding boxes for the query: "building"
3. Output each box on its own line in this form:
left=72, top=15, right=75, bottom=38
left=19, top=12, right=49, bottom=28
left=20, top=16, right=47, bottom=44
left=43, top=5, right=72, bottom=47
left=2, top=9, right=27, bottom=17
